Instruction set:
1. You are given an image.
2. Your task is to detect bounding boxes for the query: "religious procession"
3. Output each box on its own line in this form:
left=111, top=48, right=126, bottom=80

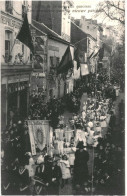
left=1, top=0, right=125, bottom=195
left=1, top=72, right=124, bottom=195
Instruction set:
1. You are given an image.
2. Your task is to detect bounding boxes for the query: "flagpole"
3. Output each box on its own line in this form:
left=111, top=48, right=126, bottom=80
left=74, top=37, right=87, bottom=46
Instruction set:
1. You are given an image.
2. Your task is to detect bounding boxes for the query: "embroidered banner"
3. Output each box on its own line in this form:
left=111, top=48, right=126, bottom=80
left=27, top=120, right=50, bottom=155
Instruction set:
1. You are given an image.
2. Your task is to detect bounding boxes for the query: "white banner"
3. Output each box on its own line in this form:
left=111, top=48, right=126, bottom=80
left=73, top=61, right=80, bottom=79
left=28, top=120, right=50, bottom=155
left=80, top=63, right=89, bottom=76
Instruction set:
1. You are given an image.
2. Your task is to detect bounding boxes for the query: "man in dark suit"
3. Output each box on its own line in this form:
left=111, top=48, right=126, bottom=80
left=73, top=141, right=89, bottom=186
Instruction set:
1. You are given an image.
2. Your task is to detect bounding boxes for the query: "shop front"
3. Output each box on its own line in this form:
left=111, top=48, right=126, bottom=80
left=1, top=67, right=32, bottom=130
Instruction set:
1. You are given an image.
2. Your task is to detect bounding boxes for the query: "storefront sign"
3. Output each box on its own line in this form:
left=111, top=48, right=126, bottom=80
left=32, top=72, right=46, bottom=77
left=48, top=45, right=59, bottom=52
left=8, top=75, right=29, bottom=83
left=0, top=14, right=21, bottom=29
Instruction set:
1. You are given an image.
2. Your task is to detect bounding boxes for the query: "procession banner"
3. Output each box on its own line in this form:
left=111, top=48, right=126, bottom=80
left=27, top=120, right=50, bottom=155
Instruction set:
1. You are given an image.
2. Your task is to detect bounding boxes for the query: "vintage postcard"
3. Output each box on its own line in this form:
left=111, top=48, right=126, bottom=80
left=0, top=0, right=125, bottom=195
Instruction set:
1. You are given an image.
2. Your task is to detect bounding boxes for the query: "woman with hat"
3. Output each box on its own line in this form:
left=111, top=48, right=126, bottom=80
left=73, top=141, right=89, bottom=187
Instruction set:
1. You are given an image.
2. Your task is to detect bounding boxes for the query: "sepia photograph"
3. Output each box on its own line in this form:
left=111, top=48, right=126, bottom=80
left=0, top=0, right=125, bottom=195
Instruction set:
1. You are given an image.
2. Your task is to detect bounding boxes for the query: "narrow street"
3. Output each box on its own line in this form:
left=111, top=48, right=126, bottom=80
left=1, top=1, right=125, bottom=195
left=59, top=91, right=124, bottom=195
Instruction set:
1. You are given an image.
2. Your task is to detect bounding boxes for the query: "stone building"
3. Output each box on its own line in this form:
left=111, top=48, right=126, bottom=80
left=0, top=0, right=32, bottom=130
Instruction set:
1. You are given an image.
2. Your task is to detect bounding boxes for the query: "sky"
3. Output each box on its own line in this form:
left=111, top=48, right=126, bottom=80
left=70, top=0, right=124, bottom=28
left=71, top=0, right=99, bottom=20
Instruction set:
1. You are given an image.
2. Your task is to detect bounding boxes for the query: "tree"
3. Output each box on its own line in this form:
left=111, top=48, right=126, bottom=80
left=110, top=42, right=125, bottom=84
left=95, top=1, right=125, bottom=25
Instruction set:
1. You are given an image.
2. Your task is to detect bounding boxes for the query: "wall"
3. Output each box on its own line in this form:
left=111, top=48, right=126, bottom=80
left=61, top=1, right=71, bottom=42
left=79, top=16, right=98, bottom=40
left=32, top=1, right=72, bottom=42
left=0, top=0, right=32, bottom=129
left=0, top=0, right=32, bottom=65
left=47, top=38, right=74, bottom=99
left=32, top=1, right=62, bottom=36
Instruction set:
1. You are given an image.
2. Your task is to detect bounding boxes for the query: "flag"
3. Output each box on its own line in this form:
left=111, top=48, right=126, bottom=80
left=16, top=14, right=34, bottom=54
left=74, top=47, right=85, bottom=70
left=73, top=61, right=80, bottom=79
left=57, top=45, right=73, bottom=74
left=92, top=50, right=99, bottom=58
left=80, top=64, right=89, bottom=76
left=88, top=51, right=94, bottom=59
left=74, top=47, right=80, bottom=70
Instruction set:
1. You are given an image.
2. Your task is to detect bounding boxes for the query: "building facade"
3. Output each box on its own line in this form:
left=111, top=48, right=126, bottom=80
left=31, top=20, right=74, bottom=101
left=30, top=24, right=47, bottom=99
left=32, top=1, right=73, bottom=42
left=0, top=1, right=32, bottom=130
left=75, top=16, right=103, bottom=48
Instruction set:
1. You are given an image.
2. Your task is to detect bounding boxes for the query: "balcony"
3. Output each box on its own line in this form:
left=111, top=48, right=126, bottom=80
left=2, top=53, right=32, bottom=68
left=1, top=53, right=33, bottom=76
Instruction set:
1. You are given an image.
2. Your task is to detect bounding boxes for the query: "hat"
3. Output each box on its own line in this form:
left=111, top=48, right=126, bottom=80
left=88, top=122, right=93, bottom=128
left=62, top=154, right=68, bottom=160
left=76, top=141, right=86, bottom=149
left=96, top=122, right=100, bottom=127
left=45, top=155, right=53, bottom=162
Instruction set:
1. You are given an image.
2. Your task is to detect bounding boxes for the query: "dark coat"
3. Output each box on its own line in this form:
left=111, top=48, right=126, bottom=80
left=74, top=149, right=89, bottom=185
left=44, top=163, right=62, bottom=195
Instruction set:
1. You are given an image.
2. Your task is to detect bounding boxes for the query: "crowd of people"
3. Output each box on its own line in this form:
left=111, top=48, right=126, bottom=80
left=1, top=71, right=124, bottom=195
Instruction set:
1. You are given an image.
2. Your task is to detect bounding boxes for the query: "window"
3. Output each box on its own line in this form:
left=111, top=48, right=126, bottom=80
left=56, top=57, right=60, bottom=67
left=22, top=44, right=24, bottom=54
left=87, top=26, right=89, bottom=29
left=5, top=30, right=12, bottom=62
left=50, top=56, right=54, bottom=67
left=5, top=1, right=13, bottom=14
left=50, top=56, right=58, bottom=67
